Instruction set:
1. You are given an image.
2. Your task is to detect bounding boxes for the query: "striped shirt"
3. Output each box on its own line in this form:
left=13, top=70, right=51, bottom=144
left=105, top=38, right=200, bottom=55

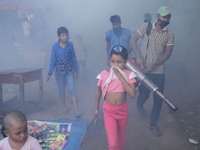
left=137, top=22, right=174, bottom=74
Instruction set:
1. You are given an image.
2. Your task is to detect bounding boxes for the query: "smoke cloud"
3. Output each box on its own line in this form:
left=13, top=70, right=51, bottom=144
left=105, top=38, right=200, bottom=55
left=0, top=0, right=199, bottom=107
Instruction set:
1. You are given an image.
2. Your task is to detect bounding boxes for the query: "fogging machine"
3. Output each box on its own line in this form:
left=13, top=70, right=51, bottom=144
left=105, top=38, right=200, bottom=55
left=126, top=59, right=178, bottom=111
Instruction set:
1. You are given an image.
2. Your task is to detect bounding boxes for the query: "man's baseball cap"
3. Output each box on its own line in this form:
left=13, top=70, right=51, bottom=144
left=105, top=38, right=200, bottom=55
left=158, top=6, right=171, bottom=16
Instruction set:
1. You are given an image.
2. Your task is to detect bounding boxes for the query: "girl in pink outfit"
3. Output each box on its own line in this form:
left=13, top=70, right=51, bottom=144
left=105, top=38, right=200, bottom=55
left=94, top=45, right=136, bottom=150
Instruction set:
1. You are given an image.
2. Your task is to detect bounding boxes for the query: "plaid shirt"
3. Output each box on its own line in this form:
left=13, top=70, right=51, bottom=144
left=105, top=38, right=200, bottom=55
left=137, top=22, right=174, bottom=74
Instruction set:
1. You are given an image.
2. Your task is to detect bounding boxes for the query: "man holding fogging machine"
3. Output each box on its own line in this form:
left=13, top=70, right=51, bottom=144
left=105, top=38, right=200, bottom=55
left=130, top=6, right=174, bottom=137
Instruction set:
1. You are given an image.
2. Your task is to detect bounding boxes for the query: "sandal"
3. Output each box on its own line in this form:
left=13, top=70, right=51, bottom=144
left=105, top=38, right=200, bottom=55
left=149, top=126, right=163, bottom=137
left=137, top=107, right=148, bottom=119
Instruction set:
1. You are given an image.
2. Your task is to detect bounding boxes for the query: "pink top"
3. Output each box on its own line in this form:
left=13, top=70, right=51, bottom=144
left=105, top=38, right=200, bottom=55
left=97, top=68, right=136, bottom=99
left=0, top=135, right=42, bottom=150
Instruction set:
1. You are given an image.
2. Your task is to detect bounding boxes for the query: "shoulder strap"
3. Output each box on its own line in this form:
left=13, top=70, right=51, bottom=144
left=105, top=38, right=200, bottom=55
left=146, top=22, right=152, bottom=36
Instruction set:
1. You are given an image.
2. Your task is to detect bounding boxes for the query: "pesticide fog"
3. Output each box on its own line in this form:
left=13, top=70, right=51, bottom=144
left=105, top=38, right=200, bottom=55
left=0, top=0, right=199, bottom=110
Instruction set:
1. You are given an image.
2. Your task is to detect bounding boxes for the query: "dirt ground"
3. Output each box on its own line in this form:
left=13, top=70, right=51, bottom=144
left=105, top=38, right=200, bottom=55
left=80, top=78, right=200, bottom=150
left=1, top=67, right=199, bottom=150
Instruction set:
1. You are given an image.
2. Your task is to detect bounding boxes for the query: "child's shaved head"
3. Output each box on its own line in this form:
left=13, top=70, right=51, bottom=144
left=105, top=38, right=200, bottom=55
left=3, top=110, right=27, bottom=130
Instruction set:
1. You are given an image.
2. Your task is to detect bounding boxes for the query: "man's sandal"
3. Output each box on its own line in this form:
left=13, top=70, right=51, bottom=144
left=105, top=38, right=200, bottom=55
left=149, top=126, right=163, bottom=137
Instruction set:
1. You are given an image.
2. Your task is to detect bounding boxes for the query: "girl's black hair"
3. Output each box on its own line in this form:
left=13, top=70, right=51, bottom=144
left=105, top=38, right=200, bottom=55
left=110, top=45, right=128, bottom=60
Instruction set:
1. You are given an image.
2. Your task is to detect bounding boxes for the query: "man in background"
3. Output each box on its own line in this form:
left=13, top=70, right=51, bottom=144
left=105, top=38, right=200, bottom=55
left=106, top=15, right=131, bottom=66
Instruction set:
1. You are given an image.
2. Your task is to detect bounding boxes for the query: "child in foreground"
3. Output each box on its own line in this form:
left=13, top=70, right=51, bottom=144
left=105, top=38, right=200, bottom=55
left=94, top=45, right=136, bottom=150
left=0, top=110, right=42, bottom=150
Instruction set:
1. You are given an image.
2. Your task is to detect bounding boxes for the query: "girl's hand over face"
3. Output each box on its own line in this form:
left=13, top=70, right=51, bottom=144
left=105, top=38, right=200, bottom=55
left=113, top=67, right=122, bottom=79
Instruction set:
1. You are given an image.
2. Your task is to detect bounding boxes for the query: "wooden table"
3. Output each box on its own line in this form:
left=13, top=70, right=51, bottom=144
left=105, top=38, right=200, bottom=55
left=0, top=68, right=43, bottom=112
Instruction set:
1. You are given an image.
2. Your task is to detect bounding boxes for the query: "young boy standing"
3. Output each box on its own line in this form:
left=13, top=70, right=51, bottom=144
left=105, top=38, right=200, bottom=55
left=47, top=27, right=80, bottom=116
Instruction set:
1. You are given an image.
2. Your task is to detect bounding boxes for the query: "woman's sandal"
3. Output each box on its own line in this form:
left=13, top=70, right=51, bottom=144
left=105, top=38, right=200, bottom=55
left=149, top=126, right=163, bottom=137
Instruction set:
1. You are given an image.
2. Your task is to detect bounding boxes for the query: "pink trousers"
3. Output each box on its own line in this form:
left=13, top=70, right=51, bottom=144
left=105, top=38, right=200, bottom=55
left=103, top=101, right=129, bottom=150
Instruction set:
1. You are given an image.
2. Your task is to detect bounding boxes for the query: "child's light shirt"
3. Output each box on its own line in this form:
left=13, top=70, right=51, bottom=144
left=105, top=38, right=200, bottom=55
left=0, top=135, right=42, bottom=150
left=97, top=67, right=136, bottom=99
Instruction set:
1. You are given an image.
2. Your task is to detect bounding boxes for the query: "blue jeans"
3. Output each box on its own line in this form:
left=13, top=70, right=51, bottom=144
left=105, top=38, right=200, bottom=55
left=137, top=74, right=165, bottom=126
left=55, top=71, right=76, bottom=97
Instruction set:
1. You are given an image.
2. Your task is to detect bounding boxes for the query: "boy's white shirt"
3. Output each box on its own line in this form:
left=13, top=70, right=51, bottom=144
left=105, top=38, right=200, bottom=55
left=0, top=135, right=42, bottom=150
